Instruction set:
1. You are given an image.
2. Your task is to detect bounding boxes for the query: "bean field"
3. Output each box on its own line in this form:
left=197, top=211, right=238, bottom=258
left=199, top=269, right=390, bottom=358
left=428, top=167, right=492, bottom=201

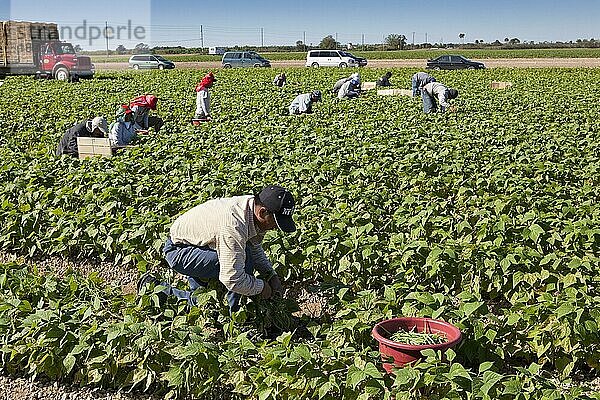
left=0, top=67, right=599, bottom=399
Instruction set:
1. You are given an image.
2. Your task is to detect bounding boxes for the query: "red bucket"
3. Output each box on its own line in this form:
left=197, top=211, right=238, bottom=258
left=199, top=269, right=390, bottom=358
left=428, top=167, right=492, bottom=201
left=372, top=317, right=462, bottom=373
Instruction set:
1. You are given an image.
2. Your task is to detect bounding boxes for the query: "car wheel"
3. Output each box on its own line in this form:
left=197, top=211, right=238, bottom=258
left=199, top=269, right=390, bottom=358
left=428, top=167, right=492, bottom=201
left=223, top=64, right=232, bottom=69
left=311, top=62, right=319, bottom=68
left=133, top=64, right=139, bottom=70
left=158, top=64, right=165, bottom=70
left=468, top=66, right=475, bottom=70
left=253, top=63, right=261, bottom=68
left=54, top=67, right=69, bottom=81
left=339, top=62, right=348, bottom=68
left=433, top=66, right=441, bottom=70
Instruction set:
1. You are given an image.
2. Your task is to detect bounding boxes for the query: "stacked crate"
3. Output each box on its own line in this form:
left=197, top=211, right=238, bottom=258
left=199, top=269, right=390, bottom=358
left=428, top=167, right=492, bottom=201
left=1, top=21, right=59, bottom=66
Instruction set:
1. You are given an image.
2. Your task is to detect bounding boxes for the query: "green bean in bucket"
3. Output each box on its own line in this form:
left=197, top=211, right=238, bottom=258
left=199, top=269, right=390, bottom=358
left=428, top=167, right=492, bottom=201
left=387, top=326, right=447, bottom=345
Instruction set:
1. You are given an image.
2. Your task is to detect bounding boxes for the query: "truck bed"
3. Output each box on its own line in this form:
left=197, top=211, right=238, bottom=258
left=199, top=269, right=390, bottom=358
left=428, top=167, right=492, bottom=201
left=0, top=21, right=59, bottom=66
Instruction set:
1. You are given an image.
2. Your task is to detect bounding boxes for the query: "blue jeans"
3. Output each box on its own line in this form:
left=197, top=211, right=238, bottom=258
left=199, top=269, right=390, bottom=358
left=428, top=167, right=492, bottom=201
left=161, top=238, right=254, bottom=312
left=422, top=92, right=437, bottom=113
left=411, top=76, right=419, bottom=97
left=412, top=76, right=436, bottom=97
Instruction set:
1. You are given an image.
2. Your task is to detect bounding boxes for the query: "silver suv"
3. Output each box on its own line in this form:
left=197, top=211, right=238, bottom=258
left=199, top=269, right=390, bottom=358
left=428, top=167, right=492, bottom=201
left=221, top=51, right=271, bottom=68
left=128, top=55, right=175, bottom=70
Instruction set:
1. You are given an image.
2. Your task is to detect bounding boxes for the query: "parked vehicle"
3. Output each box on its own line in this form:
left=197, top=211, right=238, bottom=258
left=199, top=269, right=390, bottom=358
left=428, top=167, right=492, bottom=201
left=208, top=47, right=227, bottom=55
left=0, top=21, right=94, bottom=81
left=340, top=51, right=367, bottom=67
left=426, top=55, right=485, bottom=70
left=221, top=51, right=271, bottom=68
left=305, top=50, right=367, bottom=68
left=128, top=54, right=175, bottom=70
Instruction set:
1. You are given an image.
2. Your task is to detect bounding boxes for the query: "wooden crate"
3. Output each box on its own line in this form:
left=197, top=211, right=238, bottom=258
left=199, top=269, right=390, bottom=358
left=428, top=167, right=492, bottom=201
left=361, top=82, right=377, bottom=91
left=491, top=81, right=512, bottom=90
left=77, top=137, right=113, bottom=159
left=377, top=88, right=413, bottom=96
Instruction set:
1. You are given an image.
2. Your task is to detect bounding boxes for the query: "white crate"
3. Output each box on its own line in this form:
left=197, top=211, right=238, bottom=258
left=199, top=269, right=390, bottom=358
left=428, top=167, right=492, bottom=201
left=361, top=82, right=377, bottom=90
left=377, top=89, right=413, bottom=96
left=491, top=81, right=512, bottom=89
left=77, top=137, right=113, bottom=159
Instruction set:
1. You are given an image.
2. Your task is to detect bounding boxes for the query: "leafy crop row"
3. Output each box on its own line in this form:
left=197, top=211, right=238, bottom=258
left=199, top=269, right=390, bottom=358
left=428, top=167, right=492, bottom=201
left=0, top=263, right=591, bottom=399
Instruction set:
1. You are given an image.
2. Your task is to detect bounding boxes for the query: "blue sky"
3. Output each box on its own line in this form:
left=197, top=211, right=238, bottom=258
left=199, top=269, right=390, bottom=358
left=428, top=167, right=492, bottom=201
left=1, top=0, right=599, bottom=50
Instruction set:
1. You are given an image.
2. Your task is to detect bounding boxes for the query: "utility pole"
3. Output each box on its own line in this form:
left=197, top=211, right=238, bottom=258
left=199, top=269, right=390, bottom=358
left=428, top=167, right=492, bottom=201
left=260, top=28, right=264, bottom=48
left=361, top=33, right=364, bottom=48
left=303, top=31, right=306, bottom=50
left=200, top=25, right=204, bottom=50
left=105, top=21, right=109, bottom=60
left=412, top=31, right=415, bottom=46
left=425, top=32, right=428, bottom=44
left=335, top=32, right=338, bottom=48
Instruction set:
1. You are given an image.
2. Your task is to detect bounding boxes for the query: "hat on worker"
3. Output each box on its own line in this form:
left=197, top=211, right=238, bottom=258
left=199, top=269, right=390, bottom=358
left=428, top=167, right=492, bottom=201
left=145, top=95, right=158, bottom=110
left=311, top=90, right=322, bottom=101
left=91, top=116, right=108, bottom=134
left=448, top=89, right=459, bottom=99
left=258, top=185, right=296, bottom=233
left=198, top=72, right=216, bottom=90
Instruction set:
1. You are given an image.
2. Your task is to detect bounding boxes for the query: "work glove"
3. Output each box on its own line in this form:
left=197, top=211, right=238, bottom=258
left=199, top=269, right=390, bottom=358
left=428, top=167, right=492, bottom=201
left=260, top=281, right=273, bottom=299
left=269, top=275, right=283, bottom=296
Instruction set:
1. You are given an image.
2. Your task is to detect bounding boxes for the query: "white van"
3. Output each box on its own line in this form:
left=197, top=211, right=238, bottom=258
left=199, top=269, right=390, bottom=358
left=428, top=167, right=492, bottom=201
left=305, top=50, right=366, bottom=68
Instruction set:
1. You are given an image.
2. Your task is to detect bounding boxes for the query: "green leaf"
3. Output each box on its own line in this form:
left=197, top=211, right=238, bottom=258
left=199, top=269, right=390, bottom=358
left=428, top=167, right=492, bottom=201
left=462, top=301, right=483, bottom=317
left=449, top=363, right=472, bottom=381
left=556, top=303, right=574, bottom=319
left=293, top=344, right=311, bottom=361
left=162, top=365, right=182, bottom=386
left=318, top=382, right=333, bottom=399
left=478, top=361, right=494, bottom=374
left=528, top=223, right=545, bottom=242
left=63, top=354, right=76, bottom=374
left=363, top=362, right=383, bottom=379
left=347, top=366, right=367, bottom=389
left=446, top=348, right=456, bottom=363
left=480, top=370, right=504, bottom=395
left=258, top=388, right=273, bottom=400
left=502, top=378, right=522, bottom=395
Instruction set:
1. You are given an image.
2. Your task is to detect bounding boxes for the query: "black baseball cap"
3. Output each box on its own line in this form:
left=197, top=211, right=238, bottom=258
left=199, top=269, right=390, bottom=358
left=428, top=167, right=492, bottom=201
left=258, top=185, right=296, bottom=233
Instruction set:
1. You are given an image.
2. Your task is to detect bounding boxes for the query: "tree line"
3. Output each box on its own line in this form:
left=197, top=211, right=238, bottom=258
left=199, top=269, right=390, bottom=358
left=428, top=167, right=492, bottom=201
left=80, top=34, right=600, bottom=55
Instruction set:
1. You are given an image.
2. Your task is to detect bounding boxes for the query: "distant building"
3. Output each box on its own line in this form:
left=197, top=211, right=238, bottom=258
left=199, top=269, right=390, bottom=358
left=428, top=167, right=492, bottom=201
left=208, top=47, right=227, bottom=55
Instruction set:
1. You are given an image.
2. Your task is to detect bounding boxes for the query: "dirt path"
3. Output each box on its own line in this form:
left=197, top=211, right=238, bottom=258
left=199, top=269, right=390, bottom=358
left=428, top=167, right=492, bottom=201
left=93, top=58, right=600, bottom=71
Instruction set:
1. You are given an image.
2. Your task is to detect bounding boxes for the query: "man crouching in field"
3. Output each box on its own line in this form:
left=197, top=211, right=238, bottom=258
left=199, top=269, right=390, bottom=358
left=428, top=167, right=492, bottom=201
left=421, top=82, right=458, bottom=113
left=139, top=185, right=296, bottom=313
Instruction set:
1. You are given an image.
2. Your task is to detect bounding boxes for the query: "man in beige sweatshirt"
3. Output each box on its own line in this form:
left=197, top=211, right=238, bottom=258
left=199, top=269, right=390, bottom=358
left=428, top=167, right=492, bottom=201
left=139, top=185, right=296, bottom=313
